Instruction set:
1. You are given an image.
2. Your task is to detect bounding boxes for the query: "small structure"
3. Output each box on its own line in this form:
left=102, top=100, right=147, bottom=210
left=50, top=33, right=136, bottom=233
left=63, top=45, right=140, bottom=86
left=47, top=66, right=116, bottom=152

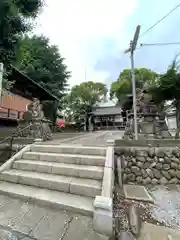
left=87, top=106, right=125, bottom=131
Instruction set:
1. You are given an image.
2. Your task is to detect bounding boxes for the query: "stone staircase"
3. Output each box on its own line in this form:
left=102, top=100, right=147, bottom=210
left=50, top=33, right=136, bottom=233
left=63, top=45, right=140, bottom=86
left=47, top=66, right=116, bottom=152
left=0, top=144, right=107, bottom=216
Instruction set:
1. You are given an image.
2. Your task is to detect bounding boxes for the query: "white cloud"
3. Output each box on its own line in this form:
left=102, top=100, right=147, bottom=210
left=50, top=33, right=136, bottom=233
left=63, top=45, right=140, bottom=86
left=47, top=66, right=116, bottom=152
left=35, top=0, right=137, bottom=87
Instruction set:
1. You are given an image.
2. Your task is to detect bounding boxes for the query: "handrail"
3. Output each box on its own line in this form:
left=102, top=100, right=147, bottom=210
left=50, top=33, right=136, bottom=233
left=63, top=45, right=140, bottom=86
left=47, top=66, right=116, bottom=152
left=0, top=123, right=33, bottom=145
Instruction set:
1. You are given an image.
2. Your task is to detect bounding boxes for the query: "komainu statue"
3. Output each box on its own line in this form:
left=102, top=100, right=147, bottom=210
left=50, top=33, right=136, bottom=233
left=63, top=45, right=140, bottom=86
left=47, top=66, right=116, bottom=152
left=18, top=98, right=52, bottom=141
left=123, top=88, right=171, bottom=139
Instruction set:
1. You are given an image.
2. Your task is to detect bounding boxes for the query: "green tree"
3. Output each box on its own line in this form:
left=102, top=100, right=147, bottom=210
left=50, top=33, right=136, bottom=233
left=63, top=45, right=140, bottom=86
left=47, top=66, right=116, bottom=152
left=0, top=0, right=43, bottom=67
left=152, top=58, right=180, bottom=138
left=110, top=68, right=158, bottom=105
left=66, top=81, right=107, bottom=124
left=0, top=0, right=43, bottom=91
left=16, top=35, right=70, bottom=98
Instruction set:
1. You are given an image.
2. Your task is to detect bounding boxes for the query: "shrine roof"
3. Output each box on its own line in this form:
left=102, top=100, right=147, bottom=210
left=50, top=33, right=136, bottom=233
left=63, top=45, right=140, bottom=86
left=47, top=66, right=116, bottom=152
left=8, top=66, right=59, bottom=101
left=90, top=106, right=121, bottom=116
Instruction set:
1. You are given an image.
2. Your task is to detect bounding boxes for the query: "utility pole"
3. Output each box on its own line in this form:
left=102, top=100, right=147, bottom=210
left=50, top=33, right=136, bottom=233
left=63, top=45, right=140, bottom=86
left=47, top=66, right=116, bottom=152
left=0, top=63, right=3, bottom=105
left=124, top=25, right=141, bottom=140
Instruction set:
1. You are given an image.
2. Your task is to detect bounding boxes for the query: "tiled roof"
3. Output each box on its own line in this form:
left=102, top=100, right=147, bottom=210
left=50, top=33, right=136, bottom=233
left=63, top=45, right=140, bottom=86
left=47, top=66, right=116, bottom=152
left=91, top=106, right=121, bottom=116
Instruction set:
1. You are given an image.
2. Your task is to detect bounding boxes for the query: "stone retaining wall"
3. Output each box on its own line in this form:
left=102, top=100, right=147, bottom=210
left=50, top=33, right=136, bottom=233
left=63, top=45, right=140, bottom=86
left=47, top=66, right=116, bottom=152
left=116, top=146, right=180, bottom=185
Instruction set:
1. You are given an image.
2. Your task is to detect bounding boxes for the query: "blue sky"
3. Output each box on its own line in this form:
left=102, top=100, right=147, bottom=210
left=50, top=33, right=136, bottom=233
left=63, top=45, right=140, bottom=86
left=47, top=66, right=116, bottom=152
left=35, top=0, right=180, bottom=88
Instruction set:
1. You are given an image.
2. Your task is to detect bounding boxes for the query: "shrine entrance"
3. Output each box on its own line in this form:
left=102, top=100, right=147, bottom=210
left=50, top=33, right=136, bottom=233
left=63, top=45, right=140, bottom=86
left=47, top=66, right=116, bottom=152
left=87, top=106, right=125, bottom=131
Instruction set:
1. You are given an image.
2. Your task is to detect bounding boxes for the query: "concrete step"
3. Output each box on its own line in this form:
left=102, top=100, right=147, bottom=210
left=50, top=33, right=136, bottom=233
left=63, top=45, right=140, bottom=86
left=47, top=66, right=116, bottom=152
left=0, top=169, right=102, bottom=197
left=0, top=181, right=93, bottom=215
left=30, top=144, right=106, bottom=156
left=23, top=152, right=105, bottom=166
left=13, top=159, right=104, bottom=180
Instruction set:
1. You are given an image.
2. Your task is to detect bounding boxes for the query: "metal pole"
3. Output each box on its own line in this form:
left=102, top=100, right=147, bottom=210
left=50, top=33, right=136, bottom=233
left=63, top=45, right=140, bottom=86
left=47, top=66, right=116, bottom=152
left=130, top=51, right=138, bottom=140
left=0, top=63, right=3, bottom=105
left=124, top=25, right=140, bottom=140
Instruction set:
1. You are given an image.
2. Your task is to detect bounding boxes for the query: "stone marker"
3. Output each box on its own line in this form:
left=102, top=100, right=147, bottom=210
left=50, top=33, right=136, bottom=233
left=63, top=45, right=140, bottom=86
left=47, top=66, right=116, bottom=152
left=123, top=185, right=153, bottom=203
left=117, top=231, right=135, bottom=240
left=127, top=204, right=141, bottom=237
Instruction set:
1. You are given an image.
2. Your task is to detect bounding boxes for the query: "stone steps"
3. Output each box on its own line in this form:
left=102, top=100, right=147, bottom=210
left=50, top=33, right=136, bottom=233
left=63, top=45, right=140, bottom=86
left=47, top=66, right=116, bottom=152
left=0, top=169, right=101, bottom=197
left=31, top=144, right=106, bottom=156
left=0, top=181, right=93, bottom=215
left=0, top=143, right=106, bottom=215
left=13, top=160, right=104, bottom=180
left=23, top=152, right=105, bottom=166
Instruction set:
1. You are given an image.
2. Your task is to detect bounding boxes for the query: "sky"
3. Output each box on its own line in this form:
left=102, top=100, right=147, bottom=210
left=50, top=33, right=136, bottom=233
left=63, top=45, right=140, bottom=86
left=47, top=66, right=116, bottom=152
left=35, top=0, right=180, bottom=89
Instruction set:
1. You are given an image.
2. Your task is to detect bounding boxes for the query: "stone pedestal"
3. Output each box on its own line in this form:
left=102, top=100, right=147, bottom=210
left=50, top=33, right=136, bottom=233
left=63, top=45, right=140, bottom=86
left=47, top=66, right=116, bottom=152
left=161, top=130, right=172, bottom=138
left=138, top=133, right=155, bottom=140
left=139, top=122, right=155, bottom=135
left=93, top=140, right=114, bottom=238
left=106, top=139, right=115, bottom=147
left=34, top=138, right=43, bottom=142
left=156, top=119, right=172, bottom=138
left=122, top=89, right=174, bottom=140
left=93, top=196, right=112, bottom=237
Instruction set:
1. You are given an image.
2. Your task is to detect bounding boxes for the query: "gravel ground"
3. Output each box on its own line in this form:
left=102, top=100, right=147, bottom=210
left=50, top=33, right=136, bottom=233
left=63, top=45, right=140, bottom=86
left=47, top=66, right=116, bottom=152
left=113, top=186, right=130, bottom=234
left=114, top=184, right=180, bottom=235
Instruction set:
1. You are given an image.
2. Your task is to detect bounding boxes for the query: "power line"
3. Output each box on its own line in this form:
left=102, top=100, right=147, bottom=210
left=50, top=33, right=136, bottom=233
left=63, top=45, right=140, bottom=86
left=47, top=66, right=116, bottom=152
left=140, top=2, right=180, bottom=37
left=123, top=3, right=180, bottom=62
left=140, top=42, right=180, bottom=47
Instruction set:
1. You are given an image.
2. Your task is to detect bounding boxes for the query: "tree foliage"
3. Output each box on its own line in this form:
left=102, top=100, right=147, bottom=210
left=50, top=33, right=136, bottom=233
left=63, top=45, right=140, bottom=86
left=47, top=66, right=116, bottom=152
left=110, top=68, right=158, bottom=105
left=16, top=35, right=70, bottom=98
left=0, top=0, right=43, bottom=67
left=0, top=0, right=70, bottom=126
left=148, top=58, right=180, bottom=108
left=151, top=58, right=180, bottom=137
left=158, top=61, right=180, bottom=101
left=65, top=81, right=108, bottom=122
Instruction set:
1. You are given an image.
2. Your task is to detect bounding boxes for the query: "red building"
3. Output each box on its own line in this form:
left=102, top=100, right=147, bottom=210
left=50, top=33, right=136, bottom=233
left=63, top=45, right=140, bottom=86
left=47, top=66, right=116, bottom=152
left=0, top=66, right=58, bottom=125
left=0, top=91, right=32, bottom=119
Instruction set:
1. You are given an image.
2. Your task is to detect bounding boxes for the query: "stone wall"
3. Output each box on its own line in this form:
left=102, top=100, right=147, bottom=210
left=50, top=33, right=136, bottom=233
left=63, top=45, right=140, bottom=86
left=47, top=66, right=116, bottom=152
left=116, top=146, right=180, bottom=185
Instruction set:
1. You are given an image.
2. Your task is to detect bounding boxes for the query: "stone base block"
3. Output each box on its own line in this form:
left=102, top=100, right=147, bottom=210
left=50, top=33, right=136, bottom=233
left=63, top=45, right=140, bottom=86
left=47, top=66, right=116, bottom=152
left=34, top=138, right=43, bottom=142
left=93, top=196, right=113, bottom=237
left=139, top=122, right=155, bottom=134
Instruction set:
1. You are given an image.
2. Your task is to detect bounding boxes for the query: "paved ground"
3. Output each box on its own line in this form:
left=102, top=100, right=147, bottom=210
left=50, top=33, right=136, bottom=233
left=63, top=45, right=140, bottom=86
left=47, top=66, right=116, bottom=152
left=0, top=195, right=108, bottom=240
left=44, top=130, right=124, bottom=146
